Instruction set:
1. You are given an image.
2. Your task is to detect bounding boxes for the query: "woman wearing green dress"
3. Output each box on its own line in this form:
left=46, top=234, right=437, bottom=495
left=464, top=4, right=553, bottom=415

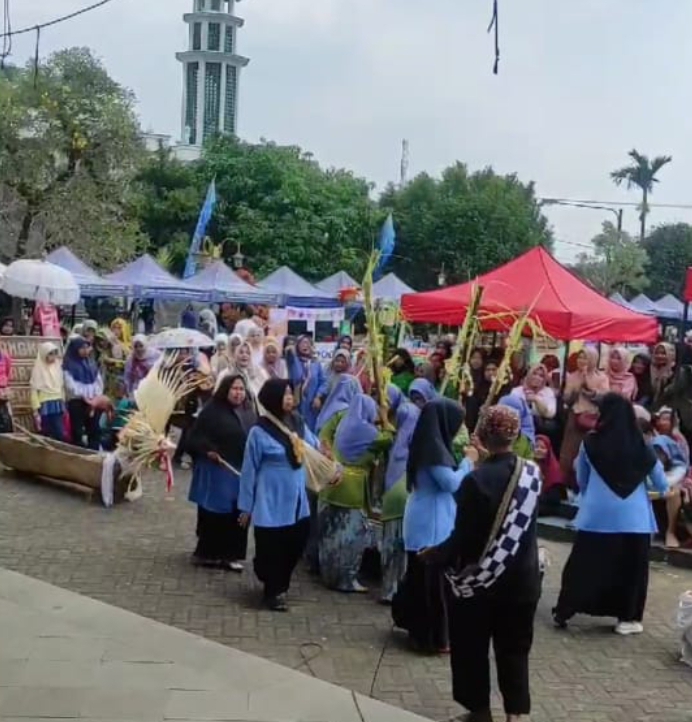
left=389, top=348, right=416, bottom=395
left=319, top=394, right=393, bottom=592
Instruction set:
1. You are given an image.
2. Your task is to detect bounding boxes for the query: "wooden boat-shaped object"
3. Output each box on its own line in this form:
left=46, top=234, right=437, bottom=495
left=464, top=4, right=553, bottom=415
left=0, top=432, right=130, bottom=502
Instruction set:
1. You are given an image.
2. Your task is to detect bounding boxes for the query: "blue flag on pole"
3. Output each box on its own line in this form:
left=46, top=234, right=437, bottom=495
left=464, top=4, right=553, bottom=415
left=183, top=179, right=217, bottom=279
left=373, top=213, right=395, bottom=280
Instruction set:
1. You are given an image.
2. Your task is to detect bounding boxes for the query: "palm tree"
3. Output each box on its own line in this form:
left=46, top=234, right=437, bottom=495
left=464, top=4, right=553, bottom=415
left=611, top=149, right=672, bottom=242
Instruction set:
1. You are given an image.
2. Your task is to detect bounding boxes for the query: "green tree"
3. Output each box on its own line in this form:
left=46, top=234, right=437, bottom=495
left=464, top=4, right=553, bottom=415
left=611, top=149, right=672, bottom=242
left=379, top=163, right=552, bottom=289
left=129, top=144, right=204, bottom=272
left=641, top=223, right=692, bottom=297
left=573, top=221, right=649, bottom=296
left=203, top=136, right=378, bottom=280
left=0, top=48, right=144, bottom=268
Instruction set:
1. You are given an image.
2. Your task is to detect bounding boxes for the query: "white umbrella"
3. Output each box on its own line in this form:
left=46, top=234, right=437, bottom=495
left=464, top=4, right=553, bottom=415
left=0, top=259, right=80, bottom=305
left=150, top=328, right=215, bottom=349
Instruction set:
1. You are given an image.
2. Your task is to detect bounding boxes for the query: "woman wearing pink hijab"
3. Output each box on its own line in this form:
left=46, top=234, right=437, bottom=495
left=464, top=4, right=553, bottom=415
left=607, top=347, right=637, bottom=401
left=560, top=347, right=609, bottom=487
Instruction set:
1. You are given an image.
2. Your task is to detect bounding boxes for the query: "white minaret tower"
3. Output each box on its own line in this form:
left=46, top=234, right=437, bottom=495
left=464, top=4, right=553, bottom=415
left=176, top=0, right=250, bottom=147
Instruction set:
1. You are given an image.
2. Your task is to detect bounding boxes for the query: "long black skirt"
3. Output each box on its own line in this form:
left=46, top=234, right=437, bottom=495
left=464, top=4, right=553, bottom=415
left=555, top=531, right=650, bottom=623
left=195, top=506, right=248, bottom=563
left=391, top=553, right=449, bottom=652
left=254, top=518, right=310, bottom=598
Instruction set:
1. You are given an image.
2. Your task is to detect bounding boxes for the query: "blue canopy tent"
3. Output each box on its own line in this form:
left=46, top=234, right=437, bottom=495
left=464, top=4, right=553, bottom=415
left=628, top=293, right=661, bottom=316
left=373, top=272, right=415, bottom=303
left=46, top=246, right=129, bottom=297
left=189, top=261, right=280, bottom=305
left=258, top=266, right=341, bottom=308
left=104, top=254, right=209, bottom=301
left=608, top=292, right=642, bottom=314
left=316, top=270, right=358, bottom=295
left=655, top=293, right=686, bottom=320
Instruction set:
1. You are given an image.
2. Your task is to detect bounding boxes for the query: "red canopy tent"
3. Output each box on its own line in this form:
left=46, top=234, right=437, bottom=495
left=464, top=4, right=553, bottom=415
left=401, top=246, right=658, bottom=343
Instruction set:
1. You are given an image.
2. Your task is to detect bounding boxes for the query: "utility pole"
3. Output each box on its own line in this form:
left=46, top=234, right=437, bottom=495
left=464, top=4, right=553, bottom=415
left=399, top=139, right=409, bottom=188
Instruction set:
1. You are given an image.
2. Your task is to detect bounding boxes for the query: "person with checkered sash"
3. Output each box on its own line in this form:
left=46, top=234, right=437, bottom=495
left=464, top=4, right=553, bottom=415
left=420, top=404, right=542, bottom=722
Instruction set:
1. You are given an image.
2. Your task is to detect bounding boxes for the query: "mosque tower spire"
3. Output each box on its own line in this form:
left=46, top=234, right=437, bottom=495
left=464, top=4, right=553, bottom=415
left=176, top=0, right=250, bottom=147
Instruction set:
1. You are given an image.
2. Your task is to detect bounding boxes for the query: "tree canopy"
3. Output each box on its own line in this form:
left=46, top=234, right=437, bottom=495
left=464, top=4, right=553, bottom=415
left=573, top=221, right=649, bottom=296
left=0, top=48, right=144, bottom=269
left=378, top=163, right=552, bottom=289
left=641, top=223, right=692, bottom=298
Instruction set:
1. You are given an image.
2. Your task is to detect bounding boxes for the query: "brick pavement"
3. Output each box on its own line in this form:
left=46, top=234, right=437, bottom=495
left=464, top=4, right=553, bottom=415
left=1, top=472, right=691, bottom=722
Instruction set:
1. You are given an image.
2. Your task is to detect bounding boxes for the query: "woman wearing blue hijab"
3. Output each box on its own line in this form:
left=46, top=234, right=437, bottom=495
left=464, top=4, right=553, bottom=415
left=380, top=400, right=421, bottom=603
left=315, top=373, right=360, bottom=435
left=409, top=378, right=437, bottom=408
left=63, top=337, right=103, bottom=449
left=285, top=335, right=328, bottom=431
left=318, top=394, right=393, bottom=592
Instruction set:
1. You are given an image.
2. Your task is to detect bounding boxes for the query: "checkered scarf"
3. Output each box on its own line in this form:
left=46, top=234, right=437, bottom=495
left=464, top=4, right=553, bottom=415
left=446, top=460, right=542, bottom=599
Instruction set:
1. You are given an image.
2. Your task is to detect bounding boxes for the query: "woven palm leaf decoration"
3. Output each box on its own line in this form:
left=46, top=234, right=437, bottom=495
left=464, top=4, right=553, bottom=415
left=117, top=352, right=201, bottom=480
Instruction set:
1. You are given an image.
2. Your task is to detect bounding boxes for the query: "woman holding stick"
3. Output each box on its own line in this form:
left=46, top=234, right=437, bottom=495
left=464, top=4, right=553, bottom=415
left=187, top=374, right=256, bottom=571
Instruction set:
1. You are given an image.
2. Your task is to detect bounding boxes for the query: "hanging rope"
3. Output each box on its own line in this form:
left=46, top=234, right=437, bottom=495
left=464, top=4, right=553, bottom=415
left=487, top=0, right=500, bottom=75
left=0, top=0, right=118, bottom=39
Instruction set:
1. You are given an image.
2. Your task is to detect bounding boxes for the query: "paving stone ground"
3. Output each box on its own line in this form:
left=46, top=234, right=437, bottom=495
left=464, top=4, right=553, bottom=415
left=1, top=471, right=691, bottom=722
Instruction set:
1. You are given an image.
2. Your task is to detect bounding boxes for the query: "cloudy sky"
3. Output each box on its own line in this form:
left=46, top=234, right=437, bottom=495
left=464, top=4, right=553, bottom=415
left=8, top=0, right=692, bottom=261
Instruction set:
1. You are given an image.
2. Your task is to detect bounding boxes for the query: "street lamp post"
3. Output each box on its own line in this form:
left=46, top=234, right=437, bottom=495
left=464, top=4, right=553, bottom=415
left=540, top=198, right=623, bottom=235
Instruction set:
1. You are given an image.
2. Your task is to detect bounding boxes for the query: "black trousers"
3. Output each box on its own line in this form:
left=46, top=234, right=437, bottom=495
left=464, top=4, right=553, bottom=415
left=392, top=553, right=449, bottom=652
left=448, top=594, right=537, bottom=716
left=67, top=399, right=100, bottom=450
left=195, top=507, right=248, bottom=562
left=253, top=518, right=310, bottom=598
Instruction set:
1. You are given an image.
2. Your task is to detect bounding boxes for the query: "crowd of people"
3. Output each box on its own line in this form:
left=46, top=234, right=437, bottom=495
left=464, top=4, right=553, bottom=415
left=2, top=306, right=690, bottom=722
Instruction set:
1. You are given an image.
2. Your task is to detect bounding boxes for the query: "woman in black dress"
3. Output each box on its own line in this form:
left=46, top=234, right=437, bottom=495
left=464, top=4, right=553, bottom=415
left=186, top=374, right=257, bottom=570
left=422, top=404, right=542, bottom=722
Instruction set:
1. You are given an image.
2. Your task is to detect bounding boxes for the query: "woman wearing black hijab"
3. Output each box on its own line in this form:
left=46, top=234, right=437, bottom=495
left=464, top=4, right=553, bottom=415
left=392, top=398, right=477, bottom=653
left=553, top=393, right=669, bottom=635
left=238, top=378, right=320, bottom=611
left=187, top=374, right=256, bottom=570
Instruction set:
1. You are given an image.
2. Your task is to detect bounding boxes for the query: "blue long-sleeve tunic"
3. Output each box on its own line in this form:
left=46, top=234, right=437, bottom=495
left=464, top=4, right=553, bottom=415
left=403, top=459, right=474, bottom=552
left=238, top=425, right=320, bottom=528
left=573, top=443, right=669, bottom=534
left=286, top=352, right=328, bottom=431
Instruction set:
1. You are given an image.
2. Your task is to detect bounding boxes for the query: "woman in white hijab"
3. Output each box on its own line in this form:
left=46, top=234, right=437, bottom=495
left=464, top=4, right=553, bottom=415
left=211, top=333, right=232, bottom=377
left=259, top=337, right=287, bottom=379
left=246, top=324, right=265, bottom=367
left=217, top=341, right=268, bottom=413
left=228, top=333, right=243, bottom=360
left=30, top=342, right=66, bottom=441
left=199, top=309, right=218, bottom=339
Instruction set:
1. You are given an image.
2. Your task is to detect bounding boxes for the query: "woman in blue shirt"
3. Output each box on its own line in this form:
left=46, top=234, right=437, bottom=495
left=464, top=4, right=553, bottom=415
left=284, top=335, right=328, bottom=432
left=554, top=393, right=669, bottom=635
left=392, top=398, right=476, bottom=653
left=238, top=378, right=320, bottom=612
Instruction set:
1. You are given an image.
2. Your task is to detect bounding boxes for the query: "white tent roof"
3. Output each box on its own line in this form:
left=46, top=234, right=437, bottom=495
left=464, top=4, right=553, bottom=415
left=316, top=270, right=358, bottom=294
left=373, top=272, right=415, bottom=302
